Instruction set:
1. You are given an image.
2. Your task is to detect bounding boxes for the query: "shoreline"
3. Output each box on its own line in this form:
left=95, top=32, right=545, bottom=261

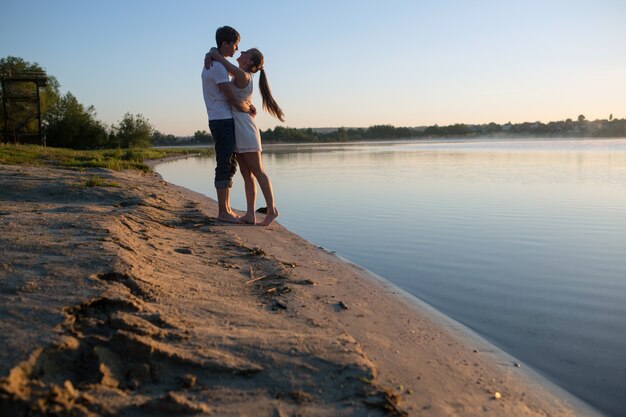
left=338, top=257, right=603, bottom=416
left=0, top=164, right=603, bottom=416
left=152, top=136, right=626, bottom=151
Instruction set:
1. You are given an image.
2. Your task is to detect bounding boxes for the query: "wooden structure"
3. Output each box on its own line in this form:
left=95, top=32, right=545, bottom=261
left=1, top=70, right=48, bottom=145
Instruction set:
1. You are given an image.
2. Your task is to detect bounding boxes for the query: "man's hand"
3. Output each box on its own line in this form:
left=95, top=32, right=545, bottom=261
left=249, top=104, right=257, bottom=117
left=218, top=82, right=250, bottom=113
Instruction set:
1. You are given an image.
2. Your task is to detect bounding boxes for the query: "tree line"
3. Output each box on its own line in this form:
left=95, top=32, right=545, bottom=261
left=260, top=117, right=626, bottom=143
left=1, top=56, right=216, bottom=149
left=259, top=125, right=418, bottom=143
left=152, top=130, right=212, bottom=147
left=1, top=56, right=153, bottom=149
left=2, top=56, right=624, bottom=150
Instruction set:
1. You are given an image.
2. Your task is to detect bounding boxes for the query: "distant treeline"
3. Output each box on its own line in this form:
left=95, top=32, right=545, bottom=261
left=151, top=130, right=212, bottom=147
left=3, top=56, right=625, bottom=150
left=260, top=116, right=626, bottom=143
left=260, top=125, right=417, bottom=143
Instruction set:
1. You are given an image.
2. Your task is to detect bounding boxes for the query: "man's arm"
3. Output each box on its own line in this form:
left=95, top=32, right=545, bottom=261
left=218, top=82, right=250, bottom=113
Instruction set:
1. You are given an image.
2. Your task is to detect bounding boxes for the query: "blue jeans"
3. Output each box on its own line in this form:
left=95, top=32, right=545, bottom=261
left=209, top=118, right=237, bottom=189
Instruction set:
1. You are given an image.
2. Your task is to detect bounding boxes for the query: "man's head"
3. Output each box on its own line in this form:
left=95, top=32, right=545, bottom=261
left=215, top=26, right=240, bottom=57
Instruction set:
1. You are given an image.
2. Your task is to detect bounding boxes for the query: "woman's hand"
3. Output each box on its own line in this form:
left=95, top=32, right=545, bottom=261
left=204, top=48, right=219, bottom=69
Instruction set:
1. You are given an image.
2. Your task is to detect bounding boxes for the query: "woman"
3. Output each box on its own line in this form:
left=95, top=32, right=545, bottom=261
left=208, top=47, right=283, bottom=226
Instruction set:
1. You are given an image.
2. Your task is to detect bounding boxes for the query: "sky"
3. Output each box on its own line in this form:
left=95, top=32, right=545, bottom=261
left=1, top=0, right=625, bottom=136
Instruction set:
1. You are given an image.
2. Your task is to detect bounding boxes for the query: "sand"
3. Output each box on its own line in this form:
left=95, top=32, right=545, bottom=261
left=0, top=163, right=602, bottom=416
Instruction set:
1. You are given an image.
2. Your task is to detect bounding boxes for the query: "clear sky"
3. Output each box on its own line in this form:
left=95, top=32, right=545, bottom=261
left=2, top=0, right=625, bottom=136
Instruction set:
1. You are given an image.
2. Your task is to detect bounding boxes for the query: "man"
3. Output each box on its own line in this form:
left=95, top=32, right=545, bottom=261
left=201, top=26, right=254, bottom=223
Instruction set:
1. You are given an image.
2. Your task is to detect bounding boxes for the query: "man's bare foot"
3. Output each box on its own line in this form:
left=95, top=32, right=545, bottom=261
left=241, top=213, right=256, bottom=225
left=217, top=212, right=243, bottom=224
left=258, top=208, right=278, bottom=226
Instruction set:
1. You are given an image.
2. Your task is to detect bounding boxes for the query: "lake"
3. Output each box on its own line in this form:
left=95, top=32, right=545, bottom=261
left=154, top=138, right=626, bottom=417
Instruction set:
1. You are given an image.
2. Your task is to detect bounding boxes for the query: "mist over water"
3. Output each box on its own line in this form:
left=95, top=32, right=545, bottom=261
left=155, top=138, right=626, bottom=417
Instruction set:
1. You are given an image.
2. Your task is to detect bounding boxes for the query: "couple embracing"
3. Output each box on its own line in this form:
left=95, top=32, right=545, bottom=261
left=201, top=26, right=283, bottom=226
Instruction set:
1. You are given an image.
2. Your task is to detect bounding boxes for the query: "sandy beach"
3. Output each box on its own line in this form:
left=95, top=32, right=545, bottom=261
left=0, top=163, right=601, bottom=417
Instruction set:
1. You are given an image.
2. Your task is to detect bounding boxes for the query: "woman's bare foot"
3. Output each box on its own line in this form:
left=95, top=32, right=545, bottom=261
left=241, top=213, right=256, bottom=225
left=258, top=208, right=278, bottom=226
left=217, top=212, right=243, bottom=224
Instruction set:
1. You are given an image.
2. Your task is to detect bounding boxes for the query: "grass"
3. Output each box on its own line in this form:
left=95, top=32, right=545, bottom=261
left=84, top=175, right=121, bottom=188
left=0, top=144, right=213, bottom=171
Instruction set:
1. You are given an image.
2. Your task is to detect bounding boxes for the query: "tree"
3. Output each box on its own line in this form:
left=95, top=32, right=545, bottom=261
left=112, top=113, right=153, bottom=148
left=151, top=130, right=165, bottom=145
left=261, top=126, right=317, bottom=142
left=577, top=114, right=586, bottom=122
left=194, top=130, right=212, bottom=144
left=45, top=92, right=108, bottom=149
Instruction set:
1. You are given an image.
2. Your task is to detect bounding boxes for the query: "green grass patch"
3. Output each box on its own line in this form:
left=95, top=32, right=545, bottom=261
left=0, top=144, right=213, bottom=171
left=84, top=175, right=121, bottom=188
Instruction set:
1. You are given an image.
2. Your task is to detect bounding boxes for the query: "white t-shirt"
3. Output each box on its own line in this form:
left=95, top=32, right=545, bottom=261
left=201, top=62, right=232, bottom=121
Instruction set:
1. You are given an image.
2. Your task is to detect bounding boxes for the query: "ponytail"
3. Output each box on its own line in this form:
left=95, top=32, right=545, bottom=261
left=258, top=68, right=285, bottom=122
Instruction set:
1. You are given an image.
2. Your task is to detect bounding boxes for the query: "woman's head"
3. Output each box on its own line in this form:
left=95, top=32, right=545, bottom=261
left=238, top=48, right=284, bottom=122
left=237, top=48, right=264, bottom=73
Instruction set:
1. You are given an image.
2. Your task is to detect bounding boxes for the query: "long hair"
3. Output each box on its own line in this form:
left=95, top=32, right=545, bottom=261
left=248, top=49, right=285, bottom=122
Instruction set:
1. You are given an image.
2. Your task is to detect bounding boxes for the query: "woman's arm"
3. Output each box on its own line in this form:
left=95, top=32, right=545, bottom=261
left=208, top=48, right=249, bottom=88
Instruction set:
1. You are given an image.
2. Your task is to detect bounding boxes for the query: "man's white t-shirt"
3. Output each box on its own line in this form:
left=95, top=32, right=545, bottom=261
left=201, top=62, right=232, bottom=121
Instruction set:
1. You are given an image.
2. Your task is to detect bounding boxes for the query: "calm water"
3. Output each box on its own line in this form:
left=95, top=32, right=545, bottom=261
left=155, top=138, right=626, bottom=417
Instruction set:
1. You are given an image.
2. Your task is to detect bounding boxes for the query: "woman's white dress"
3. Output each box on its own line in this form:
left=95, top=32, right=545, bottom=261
left=232, top=75, right=262, bottom=153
